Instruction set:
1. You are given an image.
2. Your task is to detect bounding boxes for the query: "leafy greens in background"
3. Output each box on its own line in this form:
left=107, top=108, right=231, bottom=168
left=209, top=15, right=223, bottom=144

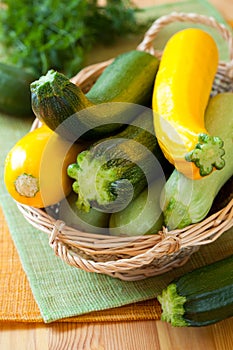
left=0, top=0, right=140, bottom=78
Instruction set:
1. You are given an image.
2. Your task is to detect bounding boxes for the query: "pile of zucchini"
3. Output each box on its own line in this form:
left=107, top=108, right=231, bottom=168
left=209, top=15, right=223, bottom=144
left=30, top=50, right=170, bottom=235
left=29, top=47, right=233, bottom=233
left=4, top=33, right=233, bottom=327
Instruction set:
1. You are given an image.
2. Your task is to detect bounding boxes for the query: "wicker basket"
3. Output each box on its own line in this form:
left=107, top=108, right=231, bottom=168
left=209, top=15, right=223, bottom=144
left=17, top=12, right=233, bottom=281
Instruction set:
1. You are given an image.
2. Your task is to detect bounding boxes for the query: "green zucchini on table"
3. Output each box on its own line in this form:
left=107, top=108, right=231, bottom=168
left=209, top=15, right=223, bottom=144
left=0, top=62, right=36, bottom=116
left=157, top=254, right=233, bottom=327
left=67, top=110, right=171, bottom=213
left=30, top=50, right=159, bottom=141
left=161, top=93, right=233, bottom=230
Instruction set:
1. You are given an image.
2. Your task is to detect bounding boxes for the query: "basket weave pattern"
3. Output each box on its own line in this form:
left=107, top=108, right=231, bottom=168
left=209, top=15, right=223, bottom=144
left=17, top=12, right=233, bottom=281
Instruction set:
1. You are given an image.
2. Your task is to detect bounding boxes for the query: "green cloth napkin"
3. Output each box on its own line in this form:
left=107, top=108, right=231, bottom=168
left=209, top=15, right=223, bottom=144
left=0, top=0, right=233, bottom=323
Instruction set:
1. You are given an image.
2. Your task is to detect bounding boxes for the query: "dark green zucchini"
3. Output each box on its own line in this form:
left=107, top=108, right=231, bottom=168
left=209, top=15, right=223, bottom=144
left=157, top=254, right=233, bottom=327
left=0, top=62, right=36, bottom=116
left=67, top=110, right=171, bottom=212
left=85, top=50, right=158, bottom=105
left=30, top=50, right=159, bottom=141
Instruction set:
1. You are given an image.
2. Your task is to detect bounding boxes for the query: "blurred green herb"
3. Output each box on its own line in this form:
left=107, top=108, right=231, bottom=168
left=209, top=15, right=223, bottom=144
left=0, top=0, right=140, bottom=77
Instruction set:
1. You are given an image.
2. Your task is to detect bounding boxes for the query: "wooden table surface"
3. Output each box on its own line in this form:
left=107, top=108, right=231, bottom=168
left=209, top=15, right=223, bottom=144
left=1, top=1, right=233, bottom=349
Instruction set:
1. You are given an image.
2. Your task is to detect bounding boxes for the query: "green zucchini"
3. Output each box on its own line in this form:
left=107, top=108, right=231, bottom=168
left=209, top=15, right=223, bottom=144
left=59, top=192, right=110, bottom=234
left=30, top=50, right=159, bottom=141
left=161, top=93, right=233, bottom=230
left=109, top=178, right=164, bottom=236
left=157, top=254, right=233, bottom=327
left=0, top=62, right=36, bottom=116
left=67, top=110, right=171, bottom=213
left=85, top=50, right=158, bottom=105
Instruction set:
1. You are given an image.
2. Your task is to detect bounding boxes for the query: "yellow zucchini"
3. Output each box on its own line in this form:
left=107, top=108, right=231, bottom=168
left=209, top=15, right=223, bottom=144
left=152, top=28, right=225, bottom=179
left=4, top=125, right=85, bottom=208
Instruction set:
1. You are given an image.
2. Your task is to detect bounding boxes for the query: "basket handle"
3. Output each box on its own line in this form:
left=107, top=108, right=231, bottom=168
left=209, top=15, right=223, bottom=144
left=137, top=12, right=233, bottom=78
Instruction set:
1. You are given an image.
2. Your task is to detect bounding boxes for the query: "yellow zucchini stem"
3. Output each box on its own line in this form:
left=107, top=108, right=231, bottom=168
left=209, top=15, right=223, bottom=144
left=185, top=133, right=225, bottom=176
left=14, top=174, right=39, bottom=198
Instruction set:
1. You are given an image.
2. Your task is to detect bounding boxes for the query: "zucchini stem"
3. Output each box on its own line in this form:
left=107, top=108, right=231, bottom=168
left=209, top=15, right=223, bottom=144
left=67, top=147, right=136, bottom=212
left=14, top=174, right=39, bottom=198
left=157, top=283, right=188, bottom=327
left=185, top=133, right=225, bottom=176
left=67, top=111, right=169, bottom=213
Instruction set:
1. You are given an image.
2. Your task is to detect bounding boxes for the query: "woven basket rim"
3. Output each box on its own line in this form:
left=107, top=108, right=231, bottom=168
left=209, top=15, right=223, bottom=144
left=17, top=12, right=233, bottom=280
left=17, top=198, right=233, bottom=249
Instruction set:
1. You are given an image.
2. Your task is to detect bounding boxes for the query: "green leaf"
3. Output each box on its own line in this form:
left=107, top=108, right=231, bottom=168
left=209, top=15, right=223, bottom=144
left=0, top=0, right=140, bottom=77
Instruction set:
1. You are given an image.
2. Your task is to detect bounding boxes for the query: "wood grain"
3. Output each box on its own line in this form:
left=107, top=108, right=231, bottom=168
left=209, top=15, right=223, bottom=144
left=1, top=319, right=233, bottom=350
left=1, top=0, right=233, bottom=349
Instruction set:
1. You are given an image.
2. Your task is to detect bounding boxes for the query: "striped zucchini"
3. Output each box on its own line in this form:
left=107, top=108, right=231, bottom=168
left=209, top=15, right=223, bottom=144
left=158, top=254, right=233, bottom=327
